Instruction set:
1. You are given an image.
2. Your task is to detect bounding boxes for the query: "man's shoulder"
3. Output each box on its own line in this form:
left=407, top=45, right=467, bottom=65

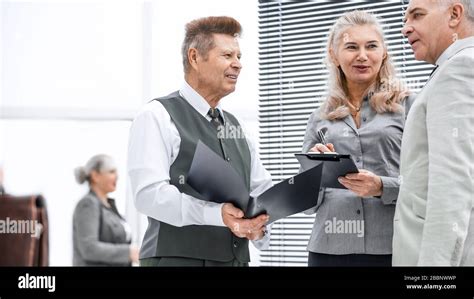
left=134, top=91, right=182, bottom=119
left=437, top=49, right=474, bottom=81
left=151, top=91, right=182, bottom=104
left=451, top=40, right=474, bottom=59
left=445, top=43, right=474, bottom=70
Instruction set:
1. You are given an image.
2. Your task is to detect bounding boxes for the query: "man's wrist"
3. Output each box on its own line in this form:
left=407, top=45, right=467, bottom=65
left=204, top=202, right=226, bottom=226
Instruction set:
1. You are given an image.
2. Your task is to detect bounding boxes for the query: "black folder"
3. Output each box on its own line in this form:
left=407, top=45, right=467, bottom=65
left=187, top=141, right=323, bottom=224
left=295, top=153, right=358, bottom=189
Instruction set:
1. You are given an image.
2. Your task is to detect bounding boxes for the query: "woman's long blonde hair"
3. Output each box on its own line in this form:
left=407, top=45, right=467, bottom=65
left=321, top=10, right=409, bottom=120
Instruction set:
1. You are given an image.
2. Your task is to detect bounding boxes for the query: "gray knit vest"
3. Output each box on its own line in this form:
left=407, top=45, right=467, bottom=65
left=139, top=91, right=251, bottom=262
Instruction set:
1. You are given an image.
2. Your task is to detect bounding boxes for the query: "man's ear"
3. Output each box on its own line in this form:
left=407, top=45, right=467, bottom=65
left=188, top=48, right=199, bottom=71
left=448, top=3, right=464, bottom=28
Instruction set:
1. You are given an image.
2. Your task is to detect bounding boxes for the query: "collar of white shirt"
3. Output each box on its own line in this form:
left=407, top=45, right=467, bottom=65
left=178, top=80, right=226, bottom=123
left=436, top=36, right=474, bottom=66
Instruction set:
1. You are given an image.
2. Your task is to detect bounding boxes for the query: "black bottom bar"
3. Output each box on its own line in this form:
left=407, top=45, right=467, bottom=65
left=0, top=267, right=473, bottom=298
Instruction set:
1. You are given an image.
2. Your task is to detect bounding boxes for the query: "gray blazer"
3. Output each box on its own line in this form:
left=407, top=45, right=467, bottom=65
left=73, top=191, right=131, bottom=266
left=393, top=37, right=474, bottom=266
left=302, top=94, right=415, bottom=255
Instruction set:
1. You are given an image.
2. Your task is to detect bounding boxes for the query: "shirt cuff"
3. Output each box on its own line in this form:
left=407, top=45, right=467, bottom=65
left=203, top=202, right=226, bottom=227
left=251, top=223, right=272, bottom=250
left=379, top=176, right=400, bottom=205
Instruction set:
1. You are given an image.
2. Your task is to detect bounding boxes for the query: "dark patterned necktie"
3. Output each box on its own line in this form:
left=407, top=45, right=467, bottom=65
left=208, top=108, right=223, bottom=129
left=207, top=108, right=229, bottom=159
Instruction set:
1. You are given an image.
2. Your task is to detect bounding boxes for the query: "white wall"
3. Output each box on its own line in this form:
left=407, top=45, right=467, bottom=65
left=1, top=0, right=143, bottom=111
left=1, top=0, right=145, bottom=266
left=151, top=0, right=259, bottom=127
left=1, top=0, right=261, bottom=266
left=1, top=120, right=131, bottom=266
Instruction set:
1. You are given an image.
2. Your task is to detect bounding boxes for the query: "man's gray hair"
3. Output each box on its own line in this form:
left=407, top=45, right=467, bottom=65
left=181, top=16, right=242, bottom=73
left=441, top=0, right=474, bottom=23
left=460, top=0, right=474, bottom=22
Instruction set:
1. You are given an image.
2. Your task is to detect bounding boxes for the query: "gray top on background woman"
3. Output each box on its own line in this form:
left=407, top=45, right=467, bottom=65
left=72, top=154, right=138, bottom=266
left=302, top=10, right=415, bottom=266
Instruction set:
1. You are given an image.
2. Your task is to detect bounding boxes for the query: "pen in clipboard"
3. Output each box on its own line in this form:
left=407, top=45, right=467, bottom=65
left=317, top=128, right=328, bottom=145
left=315, top=128, right=337, bottom=154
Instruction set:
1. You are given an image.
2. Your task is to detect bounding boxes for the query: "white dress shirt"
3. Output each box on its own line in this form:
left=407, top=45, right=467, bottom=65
left=127, top=81, right=273, bottom=249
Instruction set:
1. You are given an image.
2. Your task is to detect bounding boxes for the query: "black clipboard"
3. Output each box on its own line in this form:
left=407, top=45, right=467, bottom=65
left=295, top=153, right=359, bottom=189
left=187, top=141, right=323, bottom=224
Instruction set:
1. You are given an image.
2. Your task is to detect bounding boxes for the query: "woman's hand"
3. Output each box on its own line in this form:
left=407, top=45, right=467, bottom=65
left=338, top=169, right=382, bottom=197
left=309, top=143, right=335, bottom=153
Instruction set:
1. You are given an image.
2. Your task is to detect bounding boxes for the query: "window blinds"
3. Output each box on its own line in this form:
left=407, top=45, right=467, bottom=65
left=258, top=0, right=433, bottom=266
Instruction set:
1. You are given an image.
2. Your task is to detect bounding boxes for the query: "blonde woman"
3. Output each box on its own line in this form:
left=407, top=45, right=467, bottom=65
left=302, top=10, right=415, bottom=266
left=73, top=154, right=138, bottom=266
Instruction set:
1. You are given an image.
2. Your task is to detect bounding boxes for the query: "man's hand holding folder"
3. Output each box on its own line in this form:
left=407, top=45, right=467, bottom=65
left=187, top=141, right=324, bottom=239
left=221, top=203, right=269, bottom=240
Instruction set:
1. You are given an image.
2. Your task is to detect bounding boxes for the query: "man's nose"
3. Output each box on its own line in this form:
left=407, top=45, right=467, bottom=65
left=401, top=24, right=413, bottom=37
left=231, top=58, right=242, bottom=70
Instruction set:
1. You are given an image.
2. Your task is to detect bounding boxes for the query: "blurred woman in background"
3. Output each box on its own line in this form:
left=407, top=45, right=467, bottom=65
left=73, top=154, right=138, bottom=266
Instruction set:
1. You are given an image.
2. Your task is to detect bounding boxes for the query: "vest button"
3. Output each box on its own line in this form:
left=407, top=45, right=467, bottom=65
left=226, top=157, right=231, bottom=162
left=233, top=241, right=238, bottom=248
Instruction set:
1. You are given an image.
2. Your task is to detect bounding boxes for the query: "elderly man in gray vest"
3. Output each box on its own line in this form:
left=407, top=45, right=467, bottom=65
left=393, top=0, right=474, bottom=266
left=127, top=16, right=272, bottom=266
